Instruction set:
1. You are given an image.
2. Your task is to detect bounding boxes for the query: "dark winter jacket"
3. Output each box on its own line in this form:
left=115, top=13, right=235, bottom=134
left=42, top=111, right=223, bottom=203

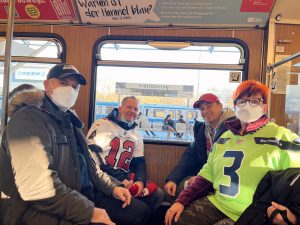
left=0, top=88, right=121, bottom=225
left=166, top=109, right=235, bottom=184
left=235, top=168, right=300, bottom=225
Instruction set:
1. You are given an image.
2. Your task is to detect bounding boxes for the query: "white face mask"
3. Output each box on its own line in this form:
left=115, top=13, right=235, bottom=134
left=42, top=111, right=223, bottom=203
left=120, top=114, right=135, bottom=127
left=51, top=86, right=78, bottom=111
left=235, top=103, right=264, bottom=123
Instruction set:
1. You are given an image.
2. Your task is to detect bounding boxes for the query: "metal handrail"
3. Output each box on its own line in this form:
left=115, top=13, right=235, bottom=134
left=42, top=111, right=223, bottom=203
left=1, top=0, right=15, bottom=133
left=267, top=51, right=300, bottom=72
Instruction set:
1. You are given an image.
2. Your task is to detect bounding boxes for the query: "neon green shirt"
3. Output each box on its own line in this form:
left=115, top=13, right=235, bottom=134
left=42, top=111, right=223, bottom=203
left=199, top=122, right=300, bottom=221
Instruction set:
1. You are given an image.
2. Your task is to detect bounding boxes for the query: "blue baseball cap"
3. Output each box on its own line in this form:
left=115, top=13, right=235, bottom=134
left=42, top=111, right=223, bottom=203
left=46, top=63, right=86, bottom=85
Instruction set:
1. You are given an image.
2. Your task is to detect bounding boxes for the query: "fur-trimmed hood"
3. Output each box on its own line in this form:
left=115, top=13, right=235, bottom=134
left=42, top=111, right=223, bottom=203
left=8, top=85, right=44, bottom=117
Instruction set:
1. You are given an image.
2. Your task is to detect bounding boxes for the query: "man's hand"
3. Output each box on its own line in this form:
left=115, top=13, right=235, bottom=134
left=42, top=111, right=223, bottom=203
left=186, top=176, right=196, bottom=185
left=91, top=207, right=115, bottom=225
left=122, top=179, right=133, bottom=189
left=164, top=181, right=177, bottom=196
left=267, top=202, right=296, bottom=225
left=112, top=187, right=131, bottom=208
left=132, top=181, right=144, bottom=197
left=184, top=176, right=196, bottom=189
left=165, top=202, right=184, bottom=225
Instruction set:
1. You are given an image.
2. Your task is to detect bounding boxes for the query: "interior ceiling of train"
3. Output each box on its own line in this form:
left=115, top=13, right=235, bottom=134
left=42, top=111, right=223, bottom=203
left=270, top=0, right=300, bottom=23
left=0, top=0, right=298, bottom=28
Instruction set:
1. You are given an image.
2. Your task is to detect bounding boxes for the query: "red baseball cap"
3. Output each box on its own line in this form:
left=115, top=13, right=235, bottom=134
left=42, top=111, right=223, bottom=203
left=193, top=93, right=220, bottom=108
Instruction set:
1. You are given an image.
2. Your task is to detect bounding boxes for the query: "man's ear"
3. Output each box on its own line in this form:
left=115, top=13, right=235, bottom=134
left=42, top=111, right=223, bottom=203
left=43, top=80, right=52, bottom=96
left=43, top=80, right=49, bottom=92
left=118, top=106, right=122, bottom=118
left=43, top=80, right=48, bottom=88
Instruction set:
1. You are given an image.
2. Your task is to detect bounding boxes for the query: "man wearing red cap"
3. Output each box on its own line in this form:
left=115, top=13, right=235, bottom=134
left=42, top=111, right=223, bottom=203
left=164, top=93, right=235, bottom=202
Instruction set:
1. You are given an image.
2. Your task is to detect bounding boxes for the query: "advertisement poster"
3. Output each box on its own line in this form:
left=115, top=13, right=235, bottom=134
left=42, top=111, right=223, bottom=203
left=240, top=0, right=274, bottom=12
left=271, top=55, right=292, bottom=94
left=0, top=0, right=274, bottom=26
left=0, top=0, right=77, bottom=22
left=75, top=0, right=273, bottom=27
left=76, top=0, right=160, bottom=24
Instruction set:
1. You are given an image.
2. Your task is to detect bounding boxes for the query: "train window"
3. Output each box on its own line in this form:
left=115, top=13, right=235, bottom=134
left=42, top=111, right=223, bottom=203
left=99, top=42, right=242, bottom=65
left=93, top=38, right=247, bottom=142
left=168, top=110, right=175, bottom=118
left=0, top=37, right=63, bottom=90
left=95, top=105, right=102, bottom=116
left=105, top=107, right=114, bottom=115
left=153, top=109, right=166, bottom=119
left=0, top=62, right=3, bottom=97
left=176, top=110, right=181, bottom=119
left=0, top=38, right=62, bottom=58
left=145, top=108, right=151, bottom=117
left=0, top=36, right=64, bottom=124
left=188, top=111, right=196, bottom=120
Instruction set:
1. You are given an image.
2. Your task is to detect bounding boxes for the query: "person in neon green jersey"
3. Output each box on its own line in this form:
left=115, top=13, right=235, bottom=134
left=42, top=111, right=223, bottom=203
left=165, top=80, right=300, bottom=225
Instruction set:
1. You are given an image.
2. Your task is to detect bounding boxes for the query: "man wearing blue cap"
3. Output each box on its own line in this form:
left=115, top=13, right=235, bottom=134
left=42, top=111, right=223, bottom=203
left=164, top=93, right=236, bottom=203
left=0, top=64, right=150, bottom=225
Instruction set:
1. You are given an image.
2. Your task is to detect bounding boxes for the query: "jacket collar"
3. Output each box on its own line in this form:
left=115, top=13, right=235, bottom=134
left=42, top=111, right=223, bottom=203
left=8, top=86, right=44, bottom=116
left=225, top=115, right=270, bottom=135
left=107, top=108, right=137, bottom=131
left=42, top=95, right=84, bottom=129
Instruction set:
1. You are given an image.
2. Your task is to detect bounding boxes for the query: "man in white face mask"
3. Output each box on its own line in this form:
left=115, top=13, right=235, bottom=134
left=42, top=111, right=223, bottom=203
left=0, top=64, right=151, bottom=225
left=43, top=63, right=85, bottom=111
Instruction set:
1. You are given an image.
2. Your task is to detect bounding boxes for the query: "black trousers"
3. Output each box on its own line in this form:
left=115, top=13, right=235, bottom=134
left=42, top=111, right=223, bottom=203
left=94, top=191, right=150, bottom=225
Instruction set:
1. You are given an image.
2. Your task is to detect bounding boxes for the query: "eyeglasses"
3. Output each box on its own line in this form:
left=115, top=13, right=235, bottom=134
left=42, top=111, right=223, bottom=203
left=235, top=98, right=264, bottom=107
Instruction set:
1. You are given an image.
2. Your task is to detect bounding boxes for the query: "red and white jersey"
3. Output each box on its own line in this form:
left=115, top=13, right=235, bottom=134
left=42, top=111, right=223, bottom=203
left=87, top=118, right=144, bottom=172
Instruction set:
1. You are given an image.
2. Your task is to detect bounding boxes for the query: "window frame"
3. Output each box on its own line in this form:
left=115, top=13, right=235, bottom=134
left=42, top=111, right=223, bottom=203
left=90, top=36, right=249, bottom=143
left=0, top=32, right=66, bottom=124
left=0, top=33, right=66, bottom=62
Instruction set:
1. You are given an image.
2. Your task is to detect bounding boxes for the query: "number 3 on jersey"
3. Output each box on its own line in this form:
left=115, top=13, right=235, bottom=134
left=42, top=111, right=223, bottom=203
left=105, top=137, right=135, bottom=171
left=219, top=150, right=244, bottom=197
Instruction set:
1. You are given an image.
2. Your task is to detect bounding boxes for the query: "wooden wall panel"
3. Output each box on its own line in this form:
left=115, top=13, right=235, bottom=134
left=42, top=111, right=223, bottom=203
left=234, top=30, right=265, bottom=80
left=0, top=24, right=265, bottom=129
left=270, top=24, right=300, bottom=129
left=144, top=143, right=186, bottom=188
left=275, top=24, right=300, bottom=55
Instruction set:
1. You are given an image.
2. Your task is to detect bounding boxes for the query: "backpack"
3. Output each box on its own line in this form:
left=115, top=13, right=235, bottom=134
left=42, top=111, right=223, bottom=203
left=235, top=168, right=300, bottom=225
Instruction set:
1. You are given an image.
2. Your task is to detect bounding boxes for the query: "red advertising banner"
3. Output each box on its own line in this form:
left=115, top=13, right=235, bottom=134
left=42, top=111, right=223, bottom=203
left=0, top=0, right=77, bottom=22
left=240, top=0, right=274, bottom=12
